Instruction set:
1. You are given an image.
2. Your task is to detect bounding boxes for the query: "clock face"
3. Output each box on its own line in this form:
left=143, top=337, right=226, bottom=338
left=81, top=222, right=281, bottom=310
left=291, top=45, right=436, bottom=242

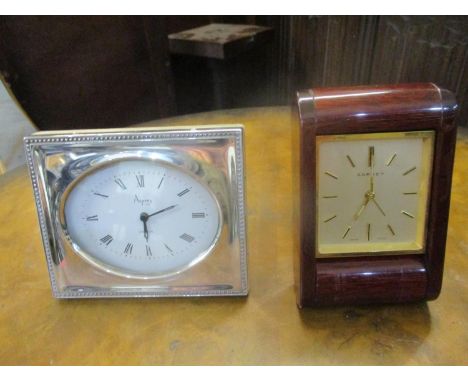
left=62, top=158, right=222, bottom=278
left=316, top=131, right=434, bottom=256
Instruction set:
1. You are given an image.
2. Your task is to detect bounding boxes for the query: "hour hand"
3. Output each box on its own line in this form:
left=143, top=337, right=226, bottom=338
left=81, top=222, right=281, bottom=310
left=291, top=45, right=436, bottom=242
left=354, top=195, right=370, bottom=220
left=143, top=219, right=149, bottom=242
left=140, top=212, right=149, bottom=241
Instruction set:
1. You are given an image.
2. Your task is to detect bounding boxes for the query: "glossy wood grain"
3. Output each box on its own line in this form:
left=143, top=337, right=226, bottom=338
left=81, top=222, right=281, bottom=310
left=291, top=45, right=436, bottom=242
left=296, top=84, right=458, bottom=307
left=266, top=16, right=468, bottom=125
left=1, top=107, right=467, bottom=365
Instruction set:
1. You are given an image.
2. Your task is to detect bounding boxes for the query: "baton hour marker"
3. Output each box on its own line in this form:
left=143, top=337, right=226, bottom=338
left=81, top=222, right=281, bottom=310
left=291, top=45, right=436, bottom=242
left=401, top=210, right=415, bottom=219
left=324, top=215, right=337, bottom=223
left=403, top=166, right=416, bottom=176
left=325, top=171, right=338, bottom=180
left=342, top=226, right=351, bottom=239
left=387, top=153, right=397, bottom=166
left=346, top=155, right=356, bottom=168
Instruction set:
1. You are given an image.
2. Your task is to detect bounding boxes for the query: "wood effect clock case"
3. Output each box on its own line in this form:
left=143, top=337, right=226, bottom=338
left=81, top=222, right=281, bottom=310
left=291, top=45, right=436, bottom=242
left=295, top=83, right=458, bottom=307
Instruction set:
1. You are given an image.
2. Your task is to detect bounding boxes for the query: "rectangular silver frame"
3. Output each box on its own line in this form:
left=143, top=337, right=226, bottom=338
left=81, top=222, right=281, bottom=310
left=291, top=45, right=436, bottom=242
left=24, top=125, right=248, bottom=298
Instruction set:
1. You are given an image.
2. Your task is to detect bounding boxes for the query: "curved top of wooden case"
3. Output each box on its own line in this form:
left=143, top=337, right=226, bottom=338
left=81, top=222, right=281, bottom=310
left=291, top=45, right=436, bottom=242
left=297, top=83, right=457, bottom=134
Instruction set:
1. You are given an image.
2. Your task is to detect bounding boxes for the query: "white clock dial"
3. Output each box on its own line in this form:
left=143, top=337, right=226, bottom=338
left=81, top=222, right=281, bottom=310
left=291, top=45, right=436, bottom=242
left=317, top=131, right=434, bottom=256
left=63, top=159, right=221, bottom=277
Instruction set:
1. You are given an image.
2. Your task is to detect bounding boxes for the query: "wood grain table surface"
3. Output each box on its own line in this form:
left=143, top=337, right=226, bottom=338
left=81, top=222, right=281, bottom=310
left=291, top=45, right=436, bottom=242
left=1, top=107, right=467, bottom=365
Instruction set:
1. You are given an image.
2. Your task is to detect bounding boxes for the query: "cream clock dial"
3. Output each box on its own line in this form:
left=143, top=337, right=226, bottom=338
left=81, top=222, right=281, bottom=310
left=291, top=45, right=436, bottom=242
left=317, top=131, right=434, bottom=256
left=63, top=159, right=221, bottom=278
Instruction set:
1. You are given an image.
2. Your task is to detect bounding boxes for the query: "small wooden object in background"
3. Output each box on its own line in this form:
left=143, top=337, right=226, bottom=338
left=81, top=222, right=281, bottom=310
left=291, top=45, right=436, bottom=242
left=168, top=23, right=273, bottom=60
left=168, top=23, right=274, bottom=113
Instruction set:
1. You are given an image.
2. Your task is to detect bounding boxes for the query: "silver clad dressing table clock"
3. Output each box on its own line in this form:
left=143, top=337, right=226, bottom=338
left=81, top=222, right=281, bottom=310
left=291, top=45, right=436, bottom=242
left=24, top=125, right=248, bottom=298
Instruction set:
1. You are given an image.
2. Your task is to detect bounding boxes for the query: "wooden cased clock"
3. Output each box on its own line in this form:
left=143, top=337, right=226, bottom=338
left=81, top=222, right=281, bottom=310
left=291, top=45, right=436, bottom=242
left=295, top=83, right=458, bottom=307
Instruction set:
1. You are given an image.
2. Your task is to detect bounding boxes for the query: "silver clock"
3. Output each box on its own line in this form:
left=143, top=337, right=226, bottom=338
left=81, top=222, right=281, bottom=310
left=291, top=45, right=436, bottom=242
left=24, top=125, right=248, bottom=298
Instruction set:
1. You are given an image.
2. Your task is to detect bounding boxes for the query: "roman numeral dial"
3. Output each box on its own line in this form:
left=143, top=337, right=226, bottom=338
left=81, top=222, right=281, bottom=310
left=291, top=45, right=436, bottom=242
left=316, top=131, right=434, bottom=256
left=63, top=159, right=222, bottom=277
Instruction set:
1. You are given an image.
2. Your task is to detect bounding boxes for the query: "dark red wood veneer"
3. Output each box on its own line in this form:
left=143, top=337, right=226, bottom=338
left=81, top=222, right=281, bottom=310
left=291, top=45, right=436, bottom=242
left=295, top=83, right=458, bottom=307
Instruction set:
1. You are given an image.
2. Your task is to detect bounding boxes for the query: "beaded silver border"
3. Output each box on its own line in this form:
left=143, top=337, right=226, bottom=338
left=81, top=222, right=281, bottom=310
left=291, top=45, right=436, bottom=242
left=24, top=126, right=248, bottom=298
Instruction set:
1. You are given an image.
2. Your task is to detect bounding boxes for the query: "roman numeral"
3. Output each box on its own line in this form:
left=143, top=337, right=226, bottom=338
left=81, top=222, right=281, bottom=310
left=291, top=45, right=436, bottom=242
left=114, top=178, right=127, bottom=190
left=180, top=233, right=195, bottom=243
left=146, top=245, right=152, bottom=256
left=177, top=188, right=191, bottom=197
left=100, top=234, right=113, bottom=246
left=136, top=175, right=144, bottom=188
left=86, top=215, right=98, bottom=221
left=93, top=192, right=109, bottom=198
left=124, top=243, right=133, bottom=254
left=158, top=174, right=165, bottom=189
left=192, top=212, right=206, bottom=218
left=164, top=243, right=173, bottom=255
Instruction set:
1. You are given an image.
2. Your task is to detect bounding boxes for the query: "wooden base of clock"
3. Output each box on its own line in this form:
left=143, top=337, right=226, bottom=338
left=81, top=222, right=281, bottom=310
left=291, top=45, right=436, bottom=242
left=295, top=83, right=458, bottom=307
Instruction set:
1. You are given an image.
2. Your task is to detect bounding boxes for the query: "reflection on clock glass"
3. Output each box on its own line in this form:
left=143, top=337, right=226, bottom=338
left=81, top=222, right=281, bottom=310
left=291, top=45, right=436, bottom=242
left=63, top=159, right=221, bottom=277
left=317, top=131, right=434, bottom=256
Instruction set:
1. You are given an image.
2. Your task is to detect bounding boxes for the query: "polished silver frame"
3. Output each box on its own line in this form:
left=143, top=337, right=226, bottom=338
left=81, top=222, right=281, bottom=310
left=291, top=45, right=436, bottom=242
left=24, top=125, right=248, bottom=298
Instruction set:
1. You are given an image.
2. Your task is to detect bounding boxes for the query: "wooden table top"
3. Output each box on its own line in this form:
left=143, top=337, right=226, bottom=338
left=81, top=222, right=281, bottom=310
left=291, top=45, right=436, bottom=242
left=1, top=106, right=467, bottom=365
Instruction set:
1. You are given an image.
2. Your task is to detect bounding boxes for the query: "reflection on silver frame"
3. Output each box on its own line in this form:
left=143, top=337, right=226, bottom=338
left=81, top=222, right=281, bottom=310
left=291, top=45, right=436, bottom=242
left=24, top=125, right=248, bottom=298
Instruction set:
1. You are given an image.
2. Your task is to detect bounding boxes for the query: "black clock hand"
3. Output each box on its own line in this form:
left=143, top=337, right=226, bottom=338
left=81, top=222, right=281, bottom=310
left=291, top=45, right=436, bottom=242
left=139, top=205, right=177, bottom=241
left=146, top=204, right=177, bottom=219
left=140, top=213, right=149, bottom=241
left=143, top=219, right=149, bottom=242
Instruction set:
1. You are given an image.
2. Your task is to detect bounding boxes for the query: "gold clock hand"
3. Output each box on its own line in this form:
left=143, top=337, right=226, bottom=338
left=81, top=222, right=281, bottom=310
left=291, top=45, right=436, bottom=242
left=354, top=194, right=370, bottom=220
left=372, top=198, right=386, bottom=216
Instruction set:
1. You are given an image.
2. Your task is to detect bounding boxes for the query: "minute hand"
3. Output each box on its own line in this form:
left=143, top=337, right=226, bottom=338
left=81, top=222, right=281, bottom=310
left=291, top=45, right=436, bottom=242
left=146, top=204, right=177, bottom=219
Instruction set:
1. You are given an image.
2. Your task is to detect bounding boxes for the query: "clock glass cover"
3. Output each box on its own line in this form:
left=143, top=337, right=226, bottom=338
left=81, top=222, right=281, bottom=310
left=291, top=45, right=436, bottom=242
left=62, top=159, right=222, bottom=278
left=317, top=131, right=434, bottom=256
